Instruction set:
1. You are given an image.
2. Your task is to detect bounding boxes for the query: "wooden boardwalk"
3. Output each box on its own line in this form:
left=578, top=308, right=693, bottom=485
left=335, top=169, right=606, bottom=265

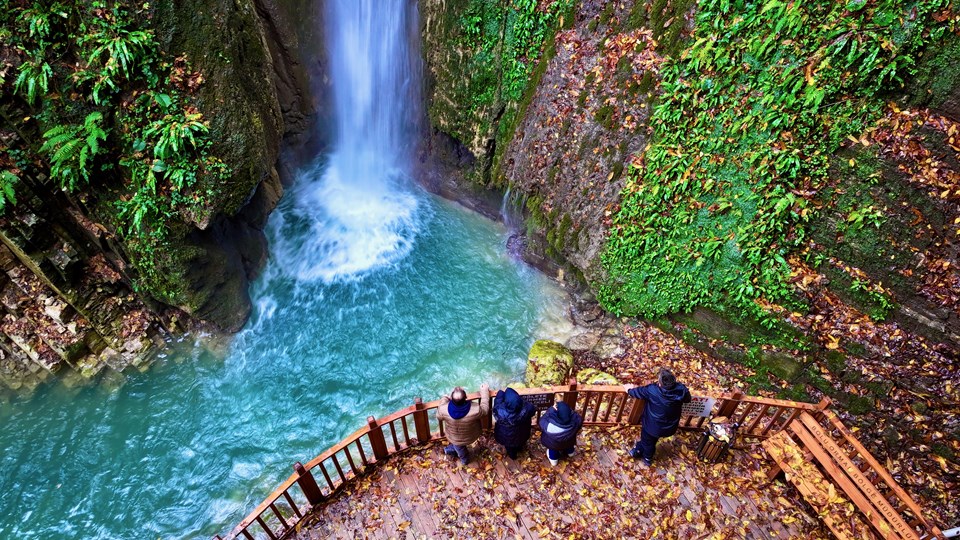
left=290, top=426, right=829, bottom=539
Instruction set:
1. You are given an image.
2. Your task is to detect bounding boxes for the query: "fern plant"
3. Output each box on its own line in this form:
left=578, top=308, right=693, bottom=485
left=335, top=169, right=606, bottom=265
left=77, top=18, right=157, bottom=105
left=0, top=171, right=18, bottom=214
left=39, top=111, right=108, bottom=191
left=145, top=110, right=208, bottom=160
left=14, top=58, right=53, bottom=105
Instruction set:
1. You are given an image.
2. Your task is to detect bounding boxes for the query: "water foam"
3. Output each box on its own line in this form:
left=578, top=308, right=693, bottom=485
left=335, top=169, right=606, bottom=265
left=265, top=0, right=424, bottom=284
left=274, top=156, right=421, bottom=283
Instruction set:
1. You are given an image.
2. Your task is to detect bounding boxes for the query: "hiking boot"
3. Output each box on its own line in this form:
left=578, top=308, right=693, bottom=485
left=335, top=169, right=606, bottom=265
left=640, top=458, right=652, bottom=468
left=548, top=457, right=559, bottom=466
left=444, top=445, right=458, bottom=458
left=628, top=448, right=642, bottom=460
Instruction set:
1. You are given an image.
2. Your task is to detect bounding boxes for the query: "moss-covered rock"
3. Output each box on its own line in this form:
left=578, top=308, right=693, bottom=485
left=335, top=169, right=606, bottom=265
left=575, top=368, right=619, bottom=385
left=144, top=0, right=310, bottom=330
left=525, top=339, right=573, bottom=387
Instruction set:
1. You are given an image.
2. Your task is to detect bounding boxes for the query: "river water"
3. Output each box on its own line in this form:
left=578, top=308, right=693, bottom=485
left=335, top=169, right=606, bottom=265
left=0, top=1, right=570, bottom=538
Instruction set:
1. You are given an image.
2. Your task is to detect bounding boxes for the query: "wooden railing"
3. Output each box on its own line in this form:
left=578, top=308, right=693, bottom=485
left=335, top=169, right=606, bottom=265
left=214, top=382, right=921, bottom=540
left=813, top=409, right=944, bottom=539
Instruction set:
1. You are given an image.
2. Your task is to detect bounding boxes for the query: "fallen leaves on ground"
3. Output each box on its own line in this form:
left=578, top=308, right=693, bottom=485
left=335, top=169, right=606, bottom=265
left=291, top=429, right=826, bottom=540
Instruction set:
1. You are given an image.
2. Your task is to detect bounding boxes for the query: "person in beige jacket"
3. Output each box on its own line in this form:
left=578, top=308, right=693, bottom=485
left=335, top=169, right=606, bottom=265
left=437, top=383, right=490, bottom=465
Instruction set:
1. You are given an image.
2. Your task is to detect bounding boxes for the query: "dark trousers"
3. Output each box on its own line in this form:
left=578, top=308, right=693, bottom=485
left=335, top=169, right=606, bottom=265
left=444, top=444, right=469, bottom=464
left=633, top=430, right=659, bottom=461
left=547, top=447, right=575, bottom=460
left=504, top=445, right=523, bottom=459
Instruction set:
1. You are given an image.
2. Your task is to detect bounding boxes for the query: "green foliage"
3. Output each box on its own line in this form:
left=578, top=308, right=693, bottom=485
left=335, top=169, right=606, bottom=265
left=849, top=278, right=895, bottom=321
left=459, top=0, right=572, bottom=108
left=145, top=108, right=208, bottom=162
left=846, top=204, right=885, bottom=229
left=39, top=112, right=108, bottom=191
left=0, top=171, right=18, bottom=214
left=14, top=58, right=53, bottom=105
left=4, top=0, right=230, bottom=304
left=599, top=0, right=950, bottom=324
left=74, top=7, right=159, bottom=104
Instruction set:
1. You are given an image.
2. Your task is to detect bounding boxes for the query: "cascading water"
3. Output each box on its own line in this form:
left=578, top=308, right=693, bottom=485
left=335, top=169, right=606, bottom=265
left=280, top=0, right=422, bottom=282
left=0, top=2, right=573, bottom=539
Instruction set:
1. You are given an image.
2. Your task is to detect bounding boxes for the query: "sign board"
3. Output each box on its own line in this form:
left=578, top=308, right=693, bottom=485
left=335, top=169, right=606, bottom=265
left=682, top=396, right=716, bottom=418
left=522, top=392, right=557, bottom=411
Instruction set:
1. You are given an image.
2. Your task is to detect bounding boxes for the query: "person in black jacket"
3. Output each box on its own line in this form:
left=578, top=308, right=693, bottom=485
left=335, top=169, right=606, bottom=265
left=624, top=368, right=692, bottom=467
left=538, top=401, right=583, bottom=466
left=493, top=387, right=537, bottom=459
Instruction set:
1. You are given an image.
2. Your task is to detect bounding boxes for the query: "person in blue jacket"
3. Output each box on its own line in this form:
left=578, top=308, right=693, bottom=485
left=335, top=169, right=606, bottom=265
left=493, top=387, right=537, bottom=459
left=624, top=368, right=692, bottom=467
left=538, top=401, right=583, bottom=466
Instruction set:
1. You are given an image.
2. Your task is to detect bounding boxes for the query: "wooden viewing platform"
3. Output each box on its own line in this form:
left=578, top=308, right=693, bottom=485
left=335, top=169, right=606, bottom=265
left=214, top=383, right=945, bottom=540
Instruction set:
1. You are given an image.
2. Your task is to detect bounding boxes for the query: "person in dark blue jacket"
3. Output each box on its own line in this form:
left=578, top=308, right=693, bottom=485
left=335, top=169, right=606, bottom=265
left=493, top=387, right=537, bottom=459
left=538, top=401, right=583, bottom=466
left=624, top=368, right=692, bottom=467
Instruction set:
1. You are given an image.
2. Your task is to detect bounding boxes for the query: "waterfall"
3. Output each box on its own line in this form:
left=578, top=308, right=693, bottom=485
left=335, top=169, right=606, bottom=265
left=271, top=0, right=423, bottom=284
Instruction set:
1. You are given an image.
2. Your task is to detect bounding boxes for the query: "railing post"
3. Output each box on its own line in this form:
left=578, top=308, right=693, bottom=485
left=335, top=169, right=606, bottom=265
left=813, top=396, right=832, bottom=422
left=293, top=461, right=324, bottom=506
left=717, top=389, right=744, bottom=419
left=563, top=378, right=578, bottom=409
left=413, top=397, right=432, bottom=444
left=627, top=397, right=645, bottom=425
left=367, top=416, right=390, bottom=461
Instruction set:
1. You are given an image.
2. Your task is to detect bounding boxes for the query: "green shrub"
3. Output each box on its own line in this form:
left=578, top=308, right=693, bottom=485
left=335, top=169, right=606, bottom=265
left=600, top=0, right=952, bottom=325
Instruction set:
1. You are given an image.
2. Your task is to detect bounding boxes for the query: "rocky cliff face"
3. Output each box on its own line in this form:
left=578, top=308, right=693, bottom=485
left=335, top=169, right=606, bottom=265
left=149, top=0, right=311, bottom=330
left=0, top=0, right=312, bottom=390
left=421, top=0, right=683, bottom=283
left=422, top=1, right=960, bottom=523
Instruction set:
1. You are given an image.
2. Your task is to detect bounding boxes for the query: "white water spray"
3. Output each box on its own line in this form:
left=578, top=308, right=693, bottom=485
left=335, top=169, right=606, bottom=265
left=273, top=0, right=423, bottom=283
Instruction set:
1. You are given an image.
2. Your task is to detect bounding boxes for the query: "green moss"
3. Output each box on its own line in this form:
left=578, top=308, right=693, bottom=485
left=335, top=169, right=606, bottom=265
left=780, top=383, right=812, bottom=402
left=845, top=394, right=875, bottom=416
left=611, top=161, right=625, bottom=182
left=553, top=213, right=573, bottom=251
left=599, top=2, right=615, bottom=27
left=525, top=195, right=546, bottom=228
left=864, top=380, right=891, bottom=397
left=490, top=1, right=569, bottom=185
left=576, top=368, right=620, bottom=385
left=627, top=1, right=647, bottom=30
left=824, top=350, right=846, bottom=374
left=649, top=0, right=697, bottom=57
left=526, top=339, right=574, bottom=386
left=932, top=442, right=956, bottom=460
left=594, top=104, right=615, bottom=129
left=577, top=89, right=588, bottom=109
left=908, top=33, right=960, bottom=110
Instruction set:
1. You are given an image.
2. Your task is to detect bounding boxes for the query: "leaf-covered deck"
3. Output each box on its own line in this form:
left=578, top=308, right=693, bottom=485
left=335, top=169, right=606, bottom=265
left=290, top=426, right=829, bottom=539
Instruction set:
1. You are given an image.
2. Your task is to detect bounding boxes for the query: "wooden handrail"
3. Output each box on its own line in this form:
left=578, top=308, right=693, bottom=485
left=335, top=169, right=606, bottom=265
left=215, top=384, right=926, bottom=540
left=819, top=409, right=944, bottom=538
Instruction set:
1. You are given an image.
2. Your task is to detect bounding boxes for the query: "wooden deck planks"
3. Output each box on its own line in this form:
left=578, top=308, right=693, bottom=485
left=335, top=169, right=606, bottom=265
left=290, top=428, right=830, bottom=540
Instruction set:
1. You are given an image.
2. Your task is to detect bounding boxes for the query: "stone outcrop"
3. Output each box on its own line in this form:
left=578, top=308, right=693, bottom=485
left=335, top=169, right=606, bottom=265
left=525, top=339, right=574, bottom=387
left=148, top=0, right=312, bottom=331
left=421, top=0, right=660, bottom=285
left=0, top=235, right=164, bottom=391
left=0, top=0, right=313, bottom=390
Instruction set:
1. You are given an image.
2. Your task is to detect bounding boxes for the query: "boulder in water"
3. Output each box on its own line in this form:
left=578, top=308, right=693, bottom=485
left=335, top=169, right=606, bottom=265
left=525, top=340, right=573, bottom=387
